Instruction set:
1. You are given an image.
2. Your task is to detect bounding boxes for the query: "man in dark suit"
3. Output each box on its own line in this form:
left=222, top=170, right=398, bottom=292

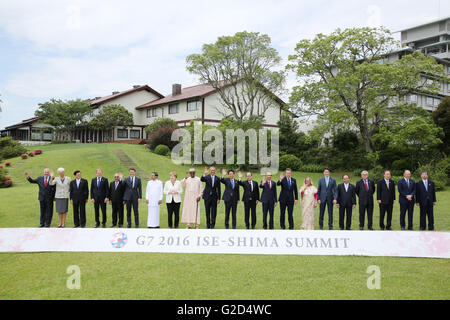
left=397, top=170, right=416, bottom=230
left=277, top=169, right=298, bottom=230
left=317, top=168, right=338, bottom=230
left=260, top=172, right=277, bottom=230
left=238, top=171, right=260, bottom=229
left=355, top=170, right=376, bottom=230
left=415, top=171, right=437, bottom=231
left=69, top=170, right=89, bottom=228
left=201, top=166, right=221, bottom=229
left=25, top=169, right=55, bottom=227
left=336, top=175, right=356, bottom=230
left=377, top=170, right=396, bottom=230
left=109, top=173, right=125, bottom=228
left=123, top=168, right=142, bottom=228
left=220, top=169, right=240, bottom=229
left=91, top=169, right=109, bottom=228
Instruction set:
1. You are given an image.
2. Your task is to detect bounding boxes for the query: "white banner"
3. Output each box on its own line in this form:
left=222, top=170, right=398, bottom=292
left=0, top=228, right=449, bottom=259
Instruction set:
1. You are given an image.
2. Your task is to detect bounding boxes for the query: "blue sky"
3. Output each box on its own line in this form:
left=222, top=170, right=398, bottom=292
left=0, top=0, right=449, bottom=129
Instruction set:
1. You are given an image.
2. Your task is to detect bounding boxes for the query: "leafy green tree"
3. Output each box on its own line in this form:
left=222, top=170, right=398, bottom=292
left=35, top=99, right=92, bottom=141
left=432, top=97, right=450, bottom=154
left=187, top=31, right=285, bottom=120
left=287, top=27, right=448, bottom=153
left=144, top=118, right=178, bottom=136
left=89, top=104, right=133, bottom=141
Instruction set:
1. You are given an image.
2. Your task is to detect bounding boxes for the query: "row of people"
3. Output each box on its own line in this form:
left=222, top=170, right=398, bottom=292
left=24, top=166, right=437, bottom=231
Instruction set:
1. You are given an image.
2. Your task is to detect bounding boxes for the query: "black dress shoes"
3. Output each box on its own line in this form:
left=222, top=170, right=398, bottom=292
left=94, top=224, right=100, bottom=228
left=359, top=227, right=364, bottom=230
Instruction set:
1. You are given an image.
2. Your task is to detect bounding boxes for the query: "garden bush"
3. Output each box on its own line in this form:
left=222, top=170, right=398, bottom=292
left=154, top=144, right=170, bottom=156
left=279, top=154, right=302, bottom=171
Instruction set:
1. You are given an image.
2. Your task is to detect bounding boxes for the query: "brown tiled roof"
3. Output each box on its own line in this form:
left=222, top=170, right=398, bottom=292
left=90, top=85, right=164, bottom=106
left=4, top=116, right=43, bottom=130
left=136, top=82, right=287, bottom=110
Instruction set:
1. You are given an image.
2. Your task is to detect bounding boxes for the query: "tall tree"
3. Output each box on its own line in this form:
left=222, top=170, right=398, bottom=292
left=89, top=104, right=134, bottom=142
left=287, top=27, right=448, bottom=153
left=186, top=31, right=285, bottom=120
left=432, top=97, right=450, bottom=154
left=35, top=99, right=92, bottom=141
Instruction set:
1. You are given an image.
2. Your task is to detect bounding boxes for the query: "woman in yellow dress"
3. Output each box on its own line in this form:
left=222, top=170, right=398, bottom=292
left=300, top=177, right=318, bottom=230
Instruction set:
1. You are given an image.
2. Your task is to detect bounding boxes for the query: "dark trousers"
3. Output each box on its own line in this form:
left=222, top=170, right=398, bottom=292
left=359, top=203, right=373, bottom=229
left=400, top=201, right=414, bottom=229
left=244, top=200, right=257, bottom=229
left=72, top=201, right=86, bottom=227
left=39, top=199, right=53, bottom=227
left=204, top=197, right=218, bottom=229
left=167, top=200, right=180, bottom=228
left=94, top=198, right=107, bottom=225
left=319, top=200, right=334, bottom=229
left=262, top=202, right=275, bottom=229
left=379, top=203, right=393, bottom=229
left=126, top=199, right=139, bottom=227
left=279, top=201, right=294, bottom=229
left=339, top=206, right=352, bottom=230
left=419, top=201, right=434, bottom=231
left=111, top=201, right=124, bottom=226
left=224, top=201, right=238, bottom=229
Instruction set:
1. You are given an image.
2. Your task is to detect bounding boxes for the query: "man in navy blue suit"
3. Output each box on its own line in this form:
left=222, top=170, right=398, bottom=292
left=277, top=169, right=298, bottom=230
left=397, top=170, right=416, bottom=230
left=25, top=169, right=55, bottom=227
left=91, top=169, right=109, bottom=228
left=377, top=170, right=396, bottom=230
left=415, top=171, right=437, bottom=231
left=317, top=168, right=337, bottom=230
left=220, top=169, right=240, bottom=229
left=260, top=172, right=277, bottom=230
left=201, top=166, right=221, bottom=229
left=123, top=168, right=142, bottom=228
left=336, top=174, right=356, bottom=230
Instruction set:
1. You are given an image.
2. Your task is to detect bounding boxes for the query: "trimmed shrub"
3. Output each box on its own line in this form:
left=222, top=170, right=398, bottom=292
left=21, top=154, right=28, bottom=159
left=5, top=161, right=11, bottom=167
left=279, top=154, right=302, bottom=171
left=0, top=137, right=27, bottom=160
left=28, top=152, right=34, bottom=157
left=147, top=126, right=177, bottom=150
left=154, top=144, right=170, bottom=156
left=34, top=149, right=43, bottom=155
left=0, top=169, right=12, bottom=188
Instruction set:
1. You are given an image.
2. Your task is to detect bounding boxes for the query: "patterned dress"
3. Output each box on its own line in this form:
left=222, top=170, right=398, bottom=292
left=300, top=185, right=318, bottom=230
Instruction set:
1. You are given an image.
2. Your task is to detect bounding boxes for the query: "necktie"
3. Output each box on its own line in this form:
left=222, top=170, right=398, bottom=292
left=231, top=180, right=234, bottom=189
left=325, top=178, right=329, bottom=188
left=211, top=176, right=214, bottom=187
left=97, top=178, right=100, bottom=189
left=269, top=181, right=271, bottom=189
left=424, top=181, right=428, bottom=192
left=44, top=177, right=48, bottom=187
left=364, top=180, right=369, bottom=192
left=288, top=178, right=291, bottom=189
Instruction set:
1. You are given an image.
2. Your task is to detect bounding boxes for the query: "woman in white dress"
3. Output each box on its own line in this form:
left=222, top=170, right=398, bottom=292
left=146, top=172, right=163, bottom=228
left=164, top=172, right=183, bottom=228
left=299, top=177, right=318, bottom=230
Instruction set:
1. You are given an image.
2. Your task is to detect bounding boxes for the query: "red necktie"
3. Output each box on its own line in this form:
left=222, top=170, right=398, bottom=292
left=44, top=177, right=48, bottom=187
left=365, top=180, right=368, bottom=192
left=269, top=181, right=271, bottom=189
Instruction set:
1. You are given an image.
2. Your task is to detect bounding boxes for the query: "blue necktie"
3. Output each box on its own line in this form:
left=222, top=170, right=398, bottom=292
left=424, top=181, right=428, bottom=192
left=97, top=178, right=100, bottom=189
left=231, top=180, right=234, bottom=189
left=288, top=178, right=291, bottom=189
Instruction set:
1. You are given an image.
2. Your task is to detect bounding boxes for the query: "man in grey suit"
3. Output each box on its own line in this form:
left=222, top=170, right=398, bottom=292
left=123, top=168, right=142, bottom=228
left=317, top=168, right=337, bottom=230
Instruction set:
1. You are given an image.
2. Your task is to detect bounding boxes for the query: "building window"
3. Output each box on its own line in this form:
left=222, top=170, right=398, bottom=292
left=433, top=98, right=441, bottom=107
left=147, top=108, right=157, bottom=118
left=31, top=129, right=42, bottom=141
left=130, top=130, right=140, bottom=139
left=426, top=97, right=434, bottom=106
left=409, top=94, right=417, bottom=103
left=117, top=129, right=128, bottom=138
left=169, top=104, right=179, bottom=114
left=187, top=100, right=200, bottom=111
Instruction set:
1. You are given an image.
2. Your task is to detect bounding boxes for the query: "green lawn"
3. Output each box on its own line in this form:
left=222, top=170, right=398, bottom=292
left=0, top=143, right=449, bottom=299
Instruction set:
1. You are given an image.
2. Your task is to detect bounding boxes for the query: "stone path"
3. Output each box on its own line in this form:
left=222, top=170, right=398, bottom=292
left=114, top=149, right=151, bottom=180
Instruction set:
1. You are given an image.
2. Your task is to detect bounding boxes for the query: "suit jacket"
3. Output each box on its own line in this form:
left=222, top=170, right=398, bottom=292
left=397, top=178, right=416, bottom=204
left=201, top=174, right=221, bottom=201
left=277, top=177, right=298, bottom=203
left=317, top=176, right=338, bottom=202
left=376, top=179, right=396, bottom=205
left=238, top=179, right=260, bottom=202
left=27, top=176, right=55, bottom=201
left=355, top=179, right=375, bottom=206
left=337, top=183, right=356, bottom=207
left=69, top=178, right=89, bottom=202
left=415, top=180, right=436, bottom=205
left=259, top=180, right=277, bottom=204
left=220, top=177, right=240, bottom=203
left=163, top=180, right=183, bottom=203
left=90, top=177, right=109, bottom=200
left=109, top=180, right=125, bottom=203
left=123, top=176, right=142, bottom=201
